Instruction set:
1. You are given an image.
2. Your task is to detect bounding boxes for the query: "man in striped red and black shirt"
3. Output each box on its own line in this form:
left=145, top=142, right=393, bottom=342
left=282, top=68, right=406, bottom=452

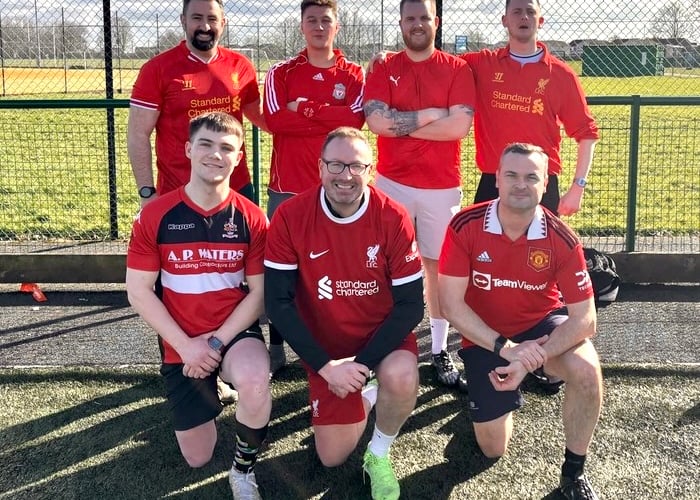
left=438, top=143, right=602, bottom=500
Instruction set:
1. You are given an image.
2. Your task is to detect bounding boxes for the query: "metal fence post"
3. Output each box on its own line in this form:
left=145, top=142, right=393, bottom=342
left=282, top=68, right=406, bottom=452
left=103, top=0, right=119, bottom=239
left=252, top=126, right=261, bottom=206
left=626, top=95, right=641, bottom=252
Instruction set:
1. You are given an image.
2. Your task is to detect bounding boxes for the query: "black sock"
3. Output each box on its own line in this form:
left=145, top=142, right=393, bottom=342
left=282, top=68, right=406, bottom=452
left=561, top=448, right=586, bottom=479
left=233, top=417, right=268, bottom=473
left=268, top=322, right=283, bottom=346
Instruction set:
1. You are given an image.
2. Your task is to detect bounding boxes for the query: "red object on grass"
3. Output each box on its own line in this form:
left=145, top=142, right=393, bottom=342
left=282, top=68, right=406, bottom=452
left=19, top=283, right=47, bottom=302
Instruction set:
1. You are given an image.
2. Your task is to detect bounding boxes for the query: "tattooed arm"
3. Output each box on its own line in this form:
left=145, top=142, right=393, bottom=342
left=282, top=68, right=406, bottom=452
left=408, top=104, right=474, bottom=141
left=364, top=99, right=448, bottom=138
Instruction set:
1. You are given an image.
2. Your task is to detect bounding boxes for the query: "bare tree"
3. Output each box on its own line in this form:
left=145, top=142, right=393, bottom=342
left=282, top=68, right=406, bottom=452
left=157, top=29, right=182, bottom=52
left=649, top=1, right=694, bottom=40
left=112, top=14, right=132, bottom=54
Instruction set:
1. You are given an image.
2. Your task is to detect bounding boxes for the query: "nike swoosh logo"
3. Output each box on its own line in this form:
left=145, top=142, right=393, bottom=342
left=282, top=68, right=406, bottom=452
left=309, top=250, right=330, bottom=259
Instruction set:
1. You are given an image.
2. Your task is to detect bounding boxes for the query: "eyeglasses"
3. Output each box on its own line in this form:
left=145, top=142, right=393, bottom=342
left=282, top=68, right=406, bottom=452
left=321, top=159, right=371, bottom=176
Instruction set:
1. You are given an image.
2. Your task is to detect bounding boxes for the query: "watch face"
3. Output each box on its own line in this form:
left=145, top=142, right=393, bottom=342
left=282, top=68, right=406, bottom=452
left=208, top=337, right=224, bottom=352
left=139, top=186, right=156, bottom=198
left=575, top=178, right=587, bottom=188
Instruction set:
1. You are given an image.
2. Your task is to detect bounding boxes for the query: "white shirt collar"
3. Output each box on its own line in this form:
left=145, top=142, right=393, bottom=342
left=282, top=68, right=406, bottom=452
left=319, top=186, right=370, bottom=224
left=483, top=199, right=548, bottom=240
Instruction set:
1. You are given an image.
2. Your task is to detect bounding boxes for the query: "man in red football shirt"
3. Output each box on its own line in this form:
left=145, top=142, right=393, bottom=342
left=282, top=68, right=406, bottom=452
left=262, top=0, right=365, bottom=374
left=363, top=0, right=475, bottom=388
left=438, top=143, right=602, bottom=500
left=128, top=0, right=268, bottom=207
left=126, top=113, right=271, bottom=500
left=265, top=127, right=423, bottom=500
left=463, top=0, right=599, bottom=216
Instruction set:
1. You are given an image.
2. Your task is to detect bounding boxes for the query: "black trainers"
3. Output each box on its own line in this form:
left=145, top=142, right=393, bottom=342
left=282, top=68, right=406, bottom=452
left=431, top=350, right=459, bottom=386
left=559, top=474, right=599, bottom=500
left=457, top=370, right=469, bottom=394
left=529, top=367, right=565, bottom=395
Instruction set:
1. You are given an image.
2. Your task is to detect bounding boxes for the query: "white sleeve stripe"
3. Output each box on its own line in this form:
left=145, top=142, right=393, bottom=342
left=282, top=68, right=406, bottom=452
left=392, top=270, right=423, bottom=287
left=264, top=259, right=298, bottom=271
left=129, top=99, right=159, bottom=111
left=161, top=269, right=244, bottom=294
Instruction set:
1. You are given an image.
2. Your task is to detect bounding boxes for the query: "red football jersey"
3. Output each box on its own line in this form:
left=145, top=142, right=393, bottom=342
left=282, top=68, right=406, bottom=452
left=461, top=43, right=599, bottom=175
left=130, top=42, right=260, bottom=193
left=264, top=49, right=365, bottom=194
left=264, top=185, right=422, bottom=358
left=364, top=50, right=476, bottom=188
left=127, top=187, right=268, bottom=363
left=439, top=199, right=593, bottom=347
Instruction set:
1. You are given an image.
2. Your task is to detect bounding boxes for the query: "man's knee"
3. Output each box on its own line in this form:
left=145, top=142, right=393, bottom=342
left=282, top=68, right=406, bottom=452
left=378, top=360, right=418, bottom=397
left=477, top=438, right=507, bottom=459
left=181, top=448, right=214, bottom=468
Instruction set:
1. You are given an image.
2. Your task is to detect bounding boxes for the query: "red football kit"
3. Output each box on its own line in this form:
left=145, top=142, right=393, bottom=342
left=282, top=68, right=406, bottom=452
left=127, top=187, right=267, bottom=364
left=364, top=50, right=476, bottom=188
left=264, top=185, right=422, bottom=359
left=130, top=41, right=260, bottom=193
left=461, top=42, right=599, bottom=175
left=264, top=49, right=365, bottom=194
left=439, top=199, right=593, bottom=347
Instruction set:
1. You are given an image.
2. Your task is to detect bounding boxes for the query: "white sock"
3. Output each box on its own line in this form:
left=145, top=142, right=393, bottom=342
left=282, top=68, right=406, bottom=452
left=368, top=425, right=397, bottom=458
left=430, top=317, right=449, bottom=354
left=361, top=382, right=378, bottom=410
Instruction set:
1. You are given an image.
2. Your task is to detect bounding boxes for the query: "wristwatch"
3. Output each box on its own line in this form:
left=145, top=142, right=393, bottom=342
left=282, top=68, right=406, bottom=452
left=138, top=186, right=156, bottom=199
left=207, top=336, right=225, bottom=354
left=493, top=335, right=508, bottom=356
left=573, top=177, right=587, bottom=188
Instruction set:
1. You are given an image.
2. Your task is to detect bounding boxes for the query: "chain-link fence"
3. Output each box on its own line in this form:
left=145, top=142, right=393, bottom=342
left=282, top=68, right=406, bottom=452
left=1, top=1, right=699, bottom=96
left=0, top=1, right=698, bottom=257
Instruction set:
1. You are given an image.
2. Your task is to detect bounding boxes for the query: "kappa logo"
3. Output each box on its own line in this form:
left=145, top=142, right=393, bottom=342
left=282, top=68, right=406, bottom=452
left=313, top=72, right=324, bottom=81
left=492, top=72, right=504, bottom=83
left=317, top=275, right=333, bottom=300
left=310, top=249, right=330, bottom=260
left=476, top=251, right=492, bottom=263
left=389, top=75, right=401, bottom=86
left=366, top=244, right=380, bottom=268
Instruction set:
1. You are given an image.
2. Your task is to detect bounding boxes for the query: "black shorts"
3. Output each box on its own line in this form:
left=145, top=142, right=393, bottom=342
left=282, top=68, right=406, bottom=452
left=160, top=324, right=264, bottom=431
left=459, top=311, right=567, bottom=423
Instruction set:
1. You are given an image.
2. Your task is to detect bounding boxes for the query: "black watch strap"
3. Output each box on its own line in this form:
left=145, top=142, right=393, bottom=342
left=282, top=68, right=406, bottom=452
left=139, top=186, right=156, bottom=199
left=493, top=335, right=508, bottom=356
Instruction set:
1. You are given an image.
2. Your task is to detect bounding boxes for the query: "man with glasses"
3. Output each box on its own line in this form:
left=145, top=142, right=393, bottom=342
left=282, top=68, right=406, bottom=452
left=263, top=0, right=365, bottom=374
left=264, top=127, right=423, bottom=500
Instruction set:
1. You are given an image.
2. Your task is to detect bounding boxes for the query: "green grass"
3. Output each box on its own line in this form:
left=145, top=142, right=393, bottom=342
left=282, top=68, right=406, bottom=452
left=1, top=364, right=698, bottom=498
left=0, top=79, right=699, bottom=245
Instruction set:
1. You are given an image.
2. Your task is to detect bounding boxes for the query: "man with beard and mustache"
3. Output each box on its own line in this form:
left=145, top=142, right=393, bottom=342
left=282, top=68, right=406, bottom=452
left=128, top=0, right=267, bottom=405
left=128, top=0, right=267, bottom=208
left=363, top=0, right=475, bottom=390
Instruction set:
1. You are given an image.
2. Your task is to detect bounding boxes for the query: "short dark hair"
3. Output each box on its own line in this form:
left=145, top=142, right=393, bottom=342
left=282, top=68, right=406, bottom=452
left=183, top=0, right=224, bottom=16
left=505, top=0, right=541, bottom=11
left=400, top=0, right=436, bottom=16
left=321, top=126, right=369, bottom=155
left=301, top=0, right=338, bottom=17
left=189, top=112, right=243, bottom=143
left=499, top=142, right=549, bottom=168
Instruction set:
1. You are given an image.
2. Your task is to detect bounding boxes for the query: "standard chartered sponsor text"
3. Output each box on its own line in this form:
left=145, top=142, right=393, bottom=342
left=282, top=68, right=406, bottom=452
left=188, top=96, right=242, bottom=118
left=335, top=279, right=380, bottom=296
left=491, top=90, right=531, bottom=112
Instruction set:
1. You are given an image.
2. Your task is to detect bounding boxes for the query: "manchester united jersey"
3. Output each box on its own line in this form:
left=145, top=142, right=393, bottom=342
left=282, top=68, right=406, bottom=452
left=439, top=199, right=593, bottom=347
left=127, top=187, right=268, bottom=363
left=264, top=49, right=365, bottom=194
left=264, top=185, right=422, bottom=358
left=364, top=49, right=476, bottom=189
left=461, top=42, right=599, bottom=175
left=130, top=42, right=260, bottom=193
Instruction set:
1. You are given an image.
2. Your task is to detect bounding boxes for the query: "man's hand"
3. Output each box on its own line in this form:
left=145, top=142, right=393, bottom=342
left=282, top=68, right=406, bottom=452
left=499, top=336, right=548, bottom=372
left=139, top=194, right=159, bottom=209
left=287, top=97, right=308, bottom=113
left=318, top=358, right=370, bottom=398
left=180, top=335, right=222, bottom=379
left=366, top=50, right=396, bottom=73
left=489, top=361, right=528, bottom=392
left=558, top=186, right=584, bottom=216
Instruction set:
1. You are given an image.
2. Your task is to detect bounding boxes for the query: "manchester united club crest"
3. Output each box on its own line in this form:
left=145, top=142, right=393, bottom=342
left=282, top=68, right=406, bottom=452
left=332, top=83, right=346, bottom=100
left=223, top=217, right=238, bottom=239
left=527, top=247, right=551, bottom=272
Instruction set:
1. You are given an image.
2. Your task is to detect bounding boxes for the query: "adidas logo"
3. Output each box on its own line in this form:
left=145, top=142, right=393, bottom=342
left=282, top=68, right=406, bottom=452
left=476, top=251, right=492, bottom=263
left=312, top=73, right=324, bottom=81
